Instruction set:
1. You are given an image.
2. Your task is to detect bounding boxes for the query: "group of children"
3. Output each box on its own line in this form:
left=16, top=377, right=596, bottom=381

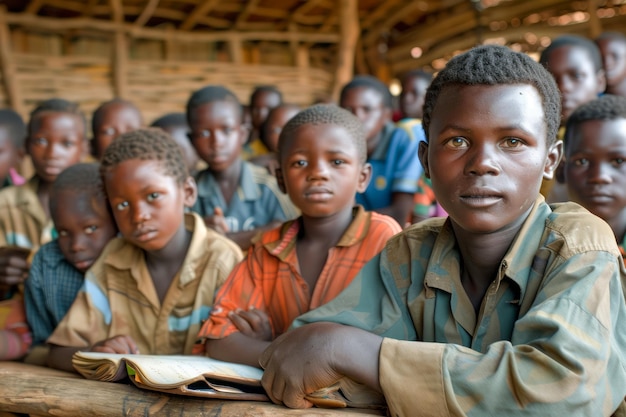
left=0, top=32, right=624, bottom=416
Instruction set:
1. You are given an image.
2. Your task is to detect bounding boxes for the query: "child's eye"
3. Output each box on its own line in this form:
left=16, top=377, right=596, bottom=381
left=32, top=137, right=48, bottom=146
left=612, top=158, right=625, bottom=167
left=445, top=137, right=468, bottom=148
left=116, top=201, right=129, bottom=211
left=291, top=160, right=307, bottom=167
left=222, top=127, right=234, bottom=135
left=573, top=158, right=588, bottom=167
left=101, top=127, right=116, bottom=136
left=63, top=140, right=76, bottom=148
left=502, top=138, right=523, bottom=148
left=147, top=192, right=160, bottom=202
left=331, top=159, right=345, bottom=166
left=58, top=230, right=68, bottom=237
left=84, top=225, right=97, bottom=235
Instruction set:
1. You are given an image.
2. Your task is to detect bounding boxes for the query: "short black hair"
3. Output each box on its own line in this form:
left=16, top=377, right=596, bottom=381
left=423, top=44, right=561, bottom=145
left=91, top=98, right=142, bottom=136
left=260, top=103, right=301, bottom=148
left=150, top=112, right=188, bottom=130
left=340, top=75, right=393, bottom=110
left=564, top=94, right=626, bottom=153
left=540, top=34, right=603, bottom=73
left=186, top=85, right=242, bottom=125
left=28, top=98, right=86, bottom=139
left=100, top=127, right=188, bottom=185
left=250, top=85, right=283, bottom=105
left=0, top=109, right=26, bottom=148
left=50, top=162, right=106, bottom=216
left=402, top=69, right=433, bottom=85
left=278, top=104, right=367, bottom=164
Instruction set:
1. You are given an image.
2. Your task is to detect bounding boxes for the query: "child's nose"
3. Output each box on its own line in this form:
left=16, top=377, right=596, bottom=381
left=465, top=145, right=501, bottom=176
left=588, top=162, right=613, bottom=184
left=131, top=203, right=151, bottom=223
left=307, top=160, right=330, bottom=180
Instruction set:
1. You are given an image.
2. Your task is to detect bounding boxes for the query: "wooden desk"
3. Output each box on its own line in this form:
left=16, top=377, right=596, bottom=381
left=0, top=362, right=385, bottom=416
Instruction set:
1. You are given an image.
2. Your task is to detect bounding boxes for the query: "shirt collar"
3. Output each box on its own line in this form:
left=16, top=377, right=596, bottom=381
left=263, top=206, right=371, bottom=262
left=196, top=161, right=261, bottom=202
left=369, top=122, right=396, bottom=161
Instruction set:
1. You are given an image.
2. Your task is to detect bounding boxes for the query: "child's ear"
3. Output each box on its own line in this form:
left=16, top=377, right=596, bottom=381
left=543, top=140, right=564, bottom=181
left=418, top=141, right=430, bottom=179
left=182, top=176, right=198, bottom=207
left=356, top=162, right=372, bottom=194
left=275, top=167, right=286, bottom=194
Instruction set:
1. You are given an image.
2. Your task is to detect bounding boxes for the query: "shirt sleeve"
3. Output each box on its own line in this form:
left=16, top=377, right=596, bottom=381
left=23, top=251, right=55, bottom=346
left=389, top=125, right=423, bottom=195
left=46, top=271, right=109, bottom=348
left=196, top=245, right=270, bottom=342
left=378, top=250, right=626, bottom=416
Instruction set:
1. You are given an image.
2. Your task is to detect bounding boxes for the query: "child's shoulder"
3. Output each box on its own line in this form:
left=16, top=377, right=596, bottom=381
left=368, top=211, right=403, bottom=232
left=383, top=216, right=446, bottom=253
left=188, top=212, right=244, bottom=259
left=0, top=181, right=35, bottom=207
left=546, top=201, right=620, bottom=256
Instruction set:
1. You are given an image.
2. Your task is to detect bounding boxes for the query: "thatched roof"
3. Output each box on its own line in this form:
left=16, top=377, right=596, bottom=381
left=3, top=0, right=626, bottom=75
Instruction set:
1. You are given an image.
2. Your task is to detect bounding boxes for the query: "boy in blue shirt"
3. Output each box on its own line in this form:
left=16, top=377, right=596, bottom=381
left=186, top=85, right=297, bottom=250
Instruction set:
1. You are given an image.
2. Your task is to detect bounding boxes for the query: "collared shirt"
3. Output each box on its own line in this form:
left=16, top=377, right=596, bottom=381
left=356, top=121, right=423, bottom=210
left=194, top=206, right=402, bottom=352
left=193, top=161, right=298, bottom=233
left=412, top=173, right=447, bottom=219
left=24, top=240, right=85, bottom=346
left=293, top=197, right=626, bottom=416
left=47, top=213, right=244, bottom=355
left=0, top=176, right=55, bottom=250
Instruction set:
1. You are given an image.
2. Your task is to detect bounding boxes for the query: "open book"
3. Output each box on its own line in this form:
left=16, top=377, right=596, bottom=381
left=72, top=351, right=387, bottom=408
left=72, top=352, right=268, bottom=401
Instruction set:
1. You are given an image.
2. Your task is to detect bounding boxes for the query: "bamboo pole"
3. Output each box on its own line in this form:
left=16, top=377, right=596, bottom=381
left=0, top=6, right=24, bottom=115
left=587, top=0, right=601, bottom=38
left=330, top=0, right=358, bottom=101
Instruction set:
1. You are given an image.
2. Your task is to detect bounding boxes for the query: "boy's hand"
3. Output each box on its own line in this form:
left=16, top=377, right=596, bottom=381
left=90, top=335, right=140, bottom=354
left=203, top=207, right=230, bottom=235
left=0, top=250, right=31, bottom=296
left=259, top=322, right=383, bottom=409
left=229, top=307, right=273, bottom=341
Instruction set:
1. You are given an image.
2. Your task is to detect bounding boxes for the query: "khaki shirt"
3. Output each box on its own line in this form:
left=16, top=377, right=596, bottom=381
left=48, top=212, right=243, bottom=354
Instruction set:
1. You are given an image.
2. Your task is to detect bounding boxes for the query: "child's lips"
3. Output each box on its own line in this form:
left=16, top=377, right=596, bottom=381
left=72, top=258, right=94, bottom=271
left=305, top=187, right=333, bottom=201
left=133, top=228, right=157, bottom=242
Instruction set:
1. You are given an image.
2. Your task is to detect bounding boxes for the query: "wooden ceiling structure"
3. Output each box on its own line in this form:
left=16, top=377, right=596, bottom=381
left=1, top=0, right=626, bottom=117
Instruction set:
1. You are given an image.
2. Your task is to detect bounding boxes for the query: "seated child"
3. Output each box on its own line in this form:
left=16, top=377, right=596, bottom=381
left=186, top=85, right=298, bottom=250
left=243, top=85, right=283, bottom=160
left=539, top=34, right=606, bottom=201
left=0, top=109, right=26, bottom=188
left=150, top=112, right=201, bottom=176
left=47, top=128, right=244, bottom=372
left=558, top=94, right=626, bottom=258
left=0, top=98, right=87, bottom=300
left=91, top=98, right=143, bottom=160
left=399, top=69, right=432, bottom=121
left=259, top=45, right=626, bottom=416
left=24, top=163, right=117, bottom=350
left=340, top=75, right=423, bottom=225
left=0, top=294, right=30, bottom=360
left=410, top=172, right=447, bottom=225
left=195, top=104, right=402, bottom=367
left=249, top=103, right=300, bottom=176
left=596, top=32, right=626, bottom=98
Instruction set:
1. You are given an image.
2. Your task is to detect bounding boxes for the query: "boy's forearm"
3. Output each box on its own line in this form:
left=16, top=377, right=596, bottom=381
left=205, top=333, right=269, bottom=368
left=47, top=344, right=82, bottom=372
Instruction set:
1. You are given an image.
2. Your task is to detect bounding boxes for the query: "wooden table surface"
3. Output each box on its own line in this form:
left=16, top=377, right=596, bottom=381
left=0, top=361, right=386, bottom=417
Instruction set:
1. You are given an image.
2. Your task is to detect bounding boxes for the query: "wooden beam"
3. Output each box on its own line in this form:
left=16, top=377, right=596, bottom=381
left=0, top=6, right=24, bottom=115
left=331, top=0, right=359, bottom=100
left=25, top=0, right=46, bottom=15
left=112, top=30, right=128, bottom=98
left=235, top=0, right=259, bottom=29
left=5, top=12, right=341, bottom=43
left=362, top=2, right=429, bottom=47
left=587, top=0, right=601, bottom=38
left=180, top=0, right=220, bottom=31
left=83, top=0, right=100, bottom=17
left=134, top=0, right=160, bottom=27
left=229, top=34, right=243, bottom=64
left=109, top=0, right=123, bottom=23
left=360, top=0, right=402, bottom=30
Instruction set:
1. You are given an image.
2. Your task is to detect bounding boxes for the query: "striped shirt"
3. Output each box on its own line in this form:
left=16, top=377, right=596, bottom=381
left=293, top=197, right=626, bottom=416
left=192, top=161, right=298, bottom=232
left=194, top=206, right=401, bottom=351
left=24, top=240, right=84, bottom=346
left=47, top=213, right=243, bottom=355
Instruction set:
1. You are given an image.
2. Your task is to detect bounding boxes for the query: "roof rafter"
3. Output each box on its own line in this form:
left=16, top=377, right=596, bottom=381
left=180, top=0, right=220, bottom=31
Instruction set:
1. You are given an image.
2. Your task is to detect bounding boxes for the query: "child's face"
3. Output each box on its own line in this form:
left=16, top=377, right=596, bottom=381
left=52, top=190, right=117, bottom=272
left=546, top=45, right=605, bottom=122
left=340, top=87, right=391, bottom=146
left=28, top=112, right=86, bottom=184
left=162, top=125, right=200, bottom=175
left=596, top=38, right=626, bottom=88
left=104, top=159, right=196, bottom=252
left=564, top=118, right=626, bottom=224
left=251, top=91, right=281, bottom=130
left=420, top=84, right=561, bottom=235
left=277, top=123, right=370, bottom=218
left=188, top=101, right=246, bottom=173
left=0, top=125, right=23, bottom=184
left=93, top=104, right=142, bottom=159
left=400, top=76, right=429, bottom=119
left=264, top=107, right=299, bottom=153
